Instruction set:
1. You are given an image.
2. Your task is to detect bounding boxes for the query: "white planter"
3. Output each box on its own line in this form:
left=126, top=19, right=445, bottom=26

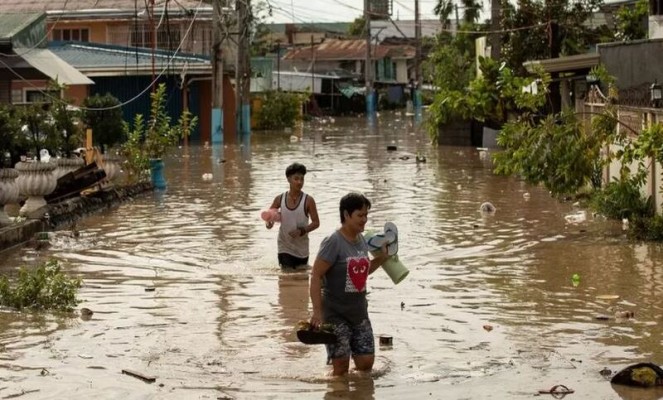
left=15, top=161, right=57, bottom=217
left=0, top=168, right=19, bottom=226
left=54, top=157, right=85, bottom=180
left=102, top=155, right=123, bottom=183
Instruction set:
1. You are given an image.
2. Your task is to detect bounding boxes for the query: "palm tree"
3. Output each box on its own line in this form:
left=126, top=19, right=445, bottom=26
left=434, top=0, right=454, bottom=29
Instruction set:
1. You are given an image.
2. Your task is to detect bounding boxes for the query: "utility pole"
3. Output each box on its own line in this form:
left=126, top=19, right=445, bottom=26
left=454, top=4, right=459, bottom=34
left=490, top=0, right=501, bottom=60
left=414, top=0, right=421, bottom=112
left=236, top=0, right=251, bottom=137
left=150, top=0, right=156, bottom=91
left=211, top=0, right=225, bottom=144
left=364, top=0, right=374, bottom=115
left=311, top=35, right=315, bottom=94
left=276, top=40, right=281, bottom=90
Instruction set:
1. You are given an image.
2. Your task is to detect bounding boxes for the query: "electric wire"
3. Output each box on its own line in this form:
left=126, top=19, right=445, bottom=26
left=0, top=0, right=206, bottom=111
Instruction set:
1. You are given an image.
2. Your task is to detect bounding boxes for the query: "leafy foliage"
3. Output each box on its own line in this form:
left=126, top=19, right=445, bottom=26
left=590, top=176, right=653, bottom=220
left=81, top=93, right=126, bottom=153
left=427, top=57, right=548, bottom=143
left=500, top=0, right=605, bottom=74
left=0, top=259, right=81, bottom=312
left=120, top=84, right=197, bottom=181
left=48, top=81, right=83, bottom=158
left=347, top=16, right=366, bottom=37
left=630, top=214, right=663, bottom=241
left=492, top=65, right=619, bottom=198
left=17, top=104, right=60, bottom=161
left=0, top=104, right=26, bottom=167
left=493, top=110, right=606, bottom=197
left=254, top=90, right=306, bottom=130
left=614, top=0, right=648, bottom=41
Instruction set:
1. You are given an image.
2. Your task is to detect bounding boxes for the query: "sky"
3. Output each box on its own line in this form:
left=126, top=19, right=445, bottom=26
left=266, top=0, right=445, bottom=24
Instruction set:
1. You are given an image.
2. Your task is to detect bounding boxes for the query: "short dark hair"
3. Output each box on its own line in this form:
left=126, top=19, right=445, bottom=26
left=285, top=162, right=307, bottom=177
left=339, top=192, right=371, bottom=223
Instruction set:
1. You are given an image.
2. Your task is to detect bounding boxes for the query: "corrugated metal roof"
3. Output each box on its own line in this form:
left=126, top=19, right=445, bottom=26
left=266, top=22, right=350, bottom=35
left=283, top=38, right=414, bottom=62
left=14, top=47, right=94, bottom=84
left=48, top=41, right=210, bottom=75
left=0, top=0, right=209, bottom=15
left=0, top=12, right=44, bottom=44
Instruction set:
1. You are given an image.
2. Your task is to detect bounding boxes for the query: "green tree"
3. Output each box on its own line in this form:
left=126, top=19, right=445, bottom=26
left=347, top=16, right=365, bottom=37
left=434, top=0, right=454, bottom=28
left=500, top=0, right=604, bottom=74
left=254, top=90, right=306, bottom=130
left=81, top=93, right=126, bottom=153
left=614, top=0, right=648, bottom=41
left=492, top=66, right=617, bottom=198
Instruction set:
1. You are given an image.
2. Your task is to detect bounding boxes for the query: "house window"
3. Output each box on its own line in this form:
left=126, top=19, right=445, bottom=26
left=24, top=89, right=60, bottom=104
left=52, top=28, right=89, bottom=42
left=131, top=23, right=181, bottom=50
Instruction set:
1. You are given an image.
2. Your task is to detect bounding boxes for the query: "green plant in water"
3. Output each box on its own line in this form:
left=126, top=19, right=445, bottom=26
left=0, top=259, right=82, bottom=312
left=254, top=90, right=306, bottom=130
left=121, top=83, right=197, bottom=181
left=590, top=175, right=653, bottom=220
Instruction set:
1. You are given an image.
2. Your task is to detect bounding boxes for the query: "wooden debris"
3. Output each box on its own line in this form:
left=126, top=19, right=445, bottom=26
left=121, top=369, right=156, bottom=383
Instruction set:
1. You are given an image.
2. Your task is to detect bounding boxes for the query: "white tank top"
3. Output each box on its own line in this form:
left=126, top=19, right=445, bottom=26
left=277, top=191, right=309, bottom=258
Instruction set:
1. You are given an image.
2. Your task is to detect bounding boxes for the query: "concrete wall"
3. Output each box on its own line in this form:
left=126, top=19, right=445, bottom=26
left=586, top=103, right=663, bottom=214
left=599, top=39, right=663, bottom=90
left=437, top=119, right=474, bottom=146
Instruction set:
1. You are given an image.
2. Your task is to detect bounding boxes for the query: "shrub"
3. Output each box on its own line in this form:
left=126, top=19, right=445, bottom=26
left=81, top=93, right=126, bottom=153
left=590, top=176, right=653, bottom=220
left=254, top=90, right=305, bottom=130
left=0, top=259, right=82, bottom=312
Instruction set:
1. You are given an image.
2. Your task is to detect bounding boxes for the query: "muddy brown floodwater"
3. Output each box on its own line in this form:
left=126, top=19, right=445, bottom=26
left=1, top=111, right=663, bottom=400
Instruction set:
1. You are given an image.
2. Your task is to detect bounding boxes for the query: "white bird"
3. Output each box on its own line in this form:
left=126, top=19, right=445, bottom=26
left=202, top=173, right=213, bottom=181
left=39, top=149, right=51, bottom=163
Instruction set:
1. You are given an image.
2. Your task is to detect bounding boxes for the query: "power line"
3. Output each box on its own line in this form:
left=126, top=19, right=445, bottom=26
left=0, top=0, right=205, bottom=112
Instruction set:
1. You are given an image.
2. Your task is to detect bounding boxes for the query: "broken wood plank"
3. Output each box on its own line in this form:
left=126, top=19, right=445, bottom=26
left=121, top=369, right=156, bottom=383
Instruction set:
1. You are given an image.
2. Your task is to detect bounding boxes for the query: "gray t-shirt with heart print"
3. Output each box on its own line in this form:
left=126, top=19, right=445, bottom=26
left=317, top=230, right=371, bottom=325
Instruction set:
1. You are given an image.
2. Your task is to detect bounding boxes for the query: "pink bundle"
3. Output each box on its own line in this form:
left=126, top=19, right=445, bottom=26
left=261, top=208, right=281, bottom=223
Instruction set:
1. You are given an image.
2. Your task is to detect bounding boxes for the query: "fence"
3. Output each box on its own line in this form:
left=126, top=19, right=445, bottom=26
left=582, top=86, right=663, bottom=213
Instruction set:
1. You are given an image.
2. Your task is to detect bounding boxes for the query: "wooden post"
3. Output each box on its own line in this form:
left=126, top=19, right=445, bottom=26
left=85, top=128, right=93, bottom=165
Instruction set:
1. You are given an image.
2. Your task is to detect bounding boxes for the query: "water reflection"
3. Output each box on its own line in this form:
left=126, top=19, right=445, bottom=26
left=0, top=111, right=662, bottom=399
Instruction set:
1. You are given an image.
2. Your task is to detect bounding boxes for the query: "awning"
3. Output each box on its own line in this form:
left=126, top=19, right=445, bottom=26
left=337, top=84, right=365, bottom=98
left=14, top=48, right=94, bottom=85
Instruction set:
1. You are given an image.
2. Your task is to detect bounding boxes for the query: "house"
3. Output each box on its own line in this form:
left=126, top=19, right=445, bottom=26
left=0, top=12, right=93, bottom=104
left=263, top=22, right=350, bottom=47
left=0, top=0, right=216, bottom=56
left=0, top=0, right=245, bottom=142
left=280, top=38, right=415, bottom=112
left=49, top=41, right=213, bottom=142
left=282, top=38, right=415, bottom=84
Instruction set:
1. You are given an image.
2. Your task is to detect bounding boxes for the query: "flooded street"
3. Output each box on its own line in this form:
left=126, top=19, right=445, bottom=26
left=2, top=111, right=663, bottom=399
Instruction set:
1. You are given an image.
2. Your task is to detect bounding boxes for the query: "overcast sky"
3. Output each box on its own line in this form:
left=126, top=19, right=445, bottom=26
left=266, top=0, right=445, bottom=23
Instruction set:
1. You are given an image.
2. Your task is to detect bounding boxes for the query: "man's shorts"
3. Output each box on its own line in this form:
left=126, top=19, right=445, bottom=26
left=278, top=253, right=309, bottom=269
left=325, top=318, right=374, bottom=360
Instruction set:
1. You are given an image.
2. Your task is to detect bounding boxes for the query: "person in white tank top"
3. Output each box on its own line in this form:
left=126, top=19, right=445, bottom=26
left=265, top=163, right=320, bottom=269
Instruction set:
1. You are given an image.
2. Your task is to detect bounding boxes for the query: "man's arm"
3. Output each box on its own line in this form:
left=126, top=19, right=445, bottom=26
left=265, top=194, right=282, bottom=229
left=303, top=196, right=320, bottom=234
